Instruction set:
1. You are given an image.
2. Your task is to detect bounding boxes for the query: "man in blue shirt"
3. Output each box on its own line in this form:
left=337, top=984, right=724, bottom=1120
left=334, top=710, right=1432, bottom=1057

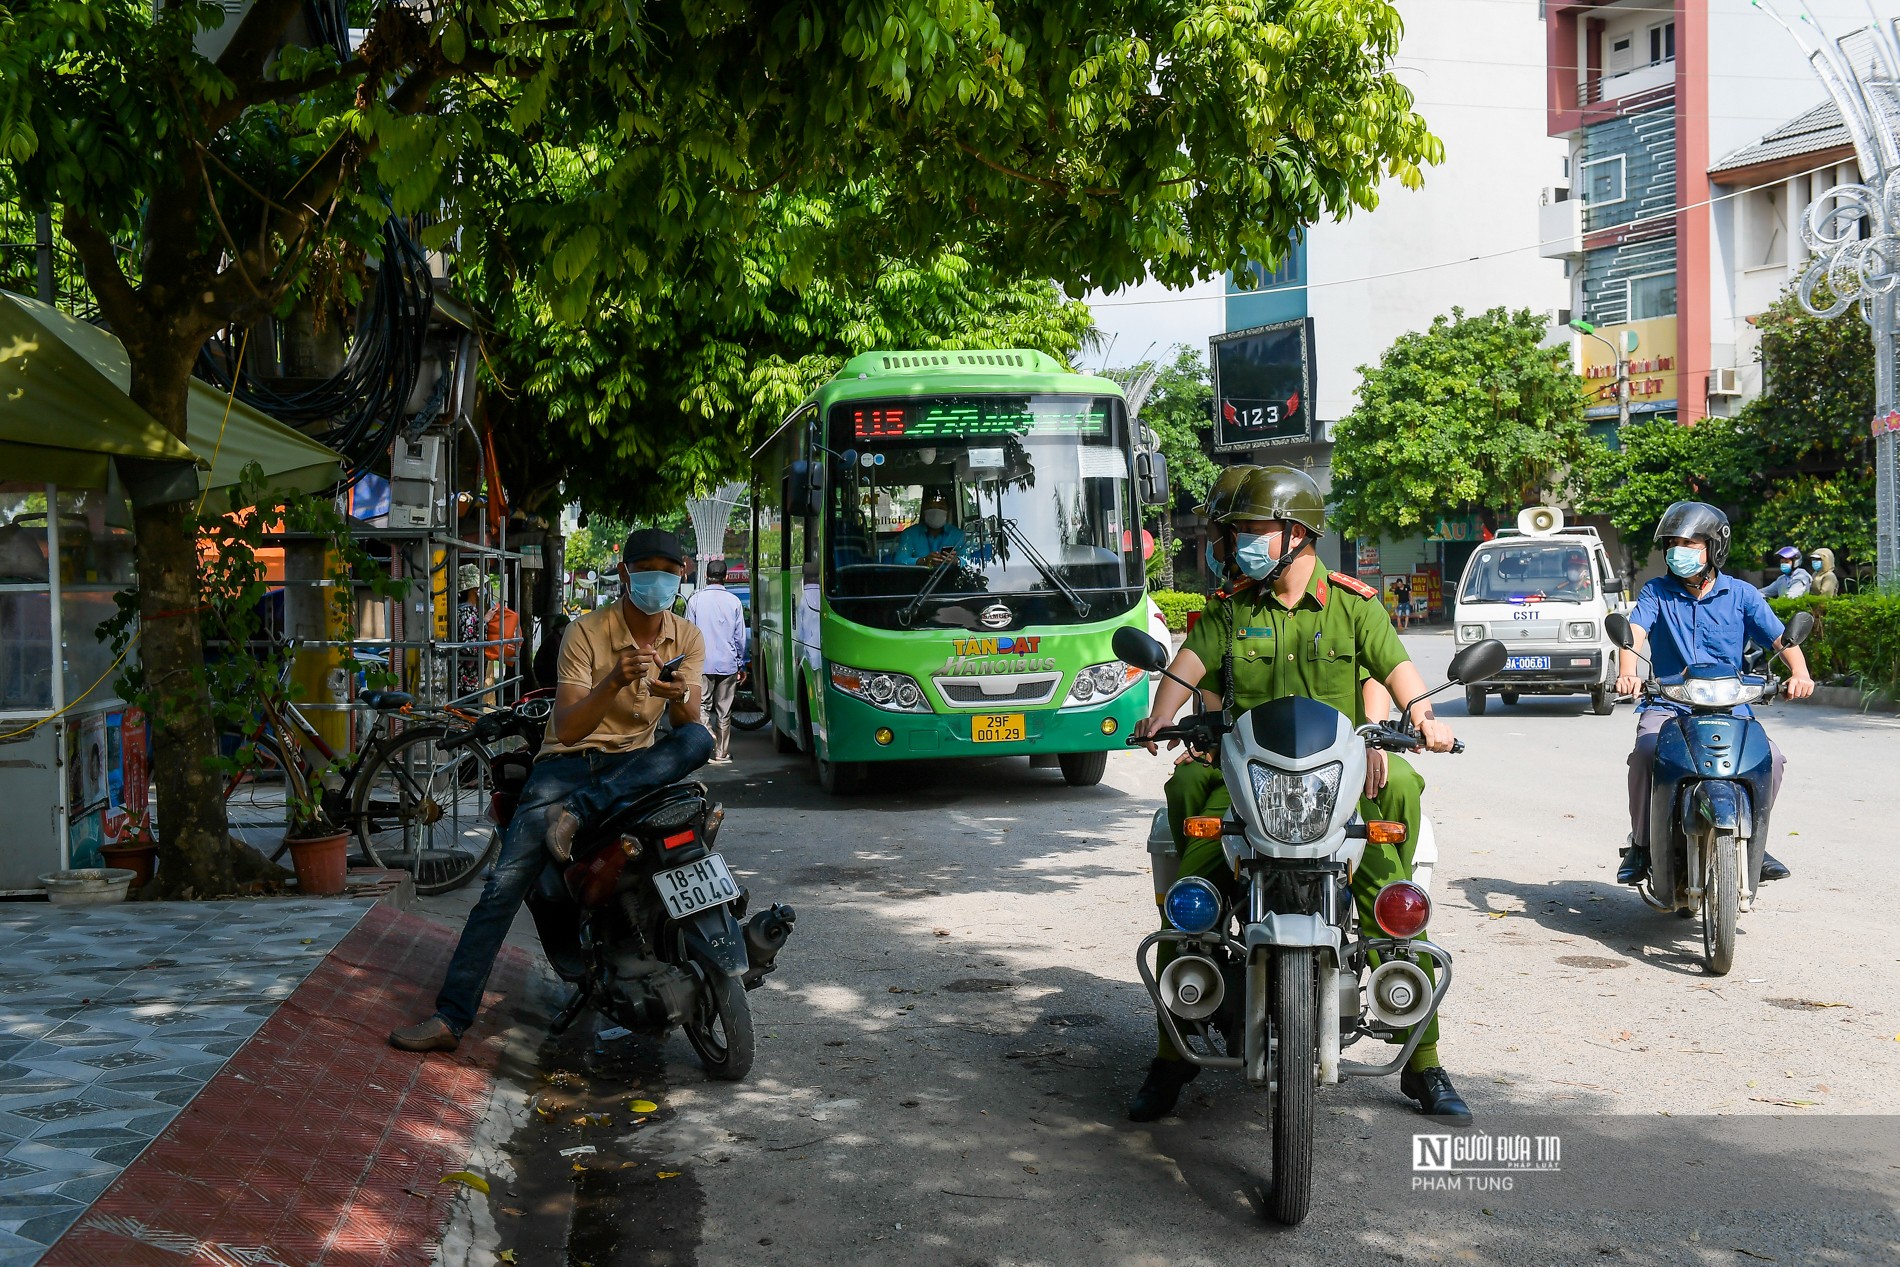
left=684, top=560, right=749, bottom=763
left=1614, top=502, right=1814, bottom=885
left=893, top=490, right=965, bottom=565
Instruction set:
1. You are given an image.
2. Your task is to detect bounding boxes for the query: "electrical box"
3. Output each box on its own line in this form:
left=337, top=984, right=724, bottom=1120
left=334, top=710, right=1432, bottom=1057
left=391, top=434, right=445, bottom=483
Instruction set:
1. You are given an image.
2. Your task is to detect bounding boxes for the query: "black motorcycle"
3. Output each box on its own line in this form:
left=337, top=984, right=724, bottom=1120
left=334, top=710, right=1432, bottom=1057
left=444, top=699, right=795, bottom=1079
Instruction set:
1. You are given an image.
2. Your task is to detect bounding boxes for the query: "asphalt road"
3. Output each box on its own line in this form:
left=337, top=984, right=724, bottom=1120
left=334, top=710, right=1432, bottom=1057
left=424, top=631, right=1900, bottom=1266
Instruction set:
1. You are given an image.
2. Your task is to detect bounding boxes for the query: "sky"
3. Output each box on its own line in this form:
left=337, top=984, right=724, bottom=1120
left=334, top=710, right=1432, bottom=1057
left=1079, top=274, right=1225, bottom=373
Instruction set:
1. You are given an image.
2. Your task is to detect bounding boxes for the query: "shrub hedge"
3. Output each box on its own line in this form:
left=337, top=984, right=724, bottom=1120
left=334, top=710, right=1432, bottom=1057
left=1151, top=589, right=1206, bottom=632
left=1768, top=591, right=1900, bottom=701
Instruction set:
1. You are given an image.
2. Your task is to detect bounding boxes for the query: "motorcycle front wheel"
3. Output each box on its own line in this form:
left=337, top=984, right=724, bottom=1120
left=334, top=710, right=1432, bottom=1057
left=684, top=957, right=756, bottom=1081
left=1701, top=832, right=1740, bottom=976
left=1268, top=948, right=1317, bottom=1226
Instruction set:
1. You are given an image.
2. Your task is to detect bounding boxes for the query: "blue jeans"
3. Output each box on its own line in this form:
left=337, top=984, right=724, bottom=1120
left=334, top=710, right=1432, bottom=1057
left=432, top=723, right=714, bottom=1033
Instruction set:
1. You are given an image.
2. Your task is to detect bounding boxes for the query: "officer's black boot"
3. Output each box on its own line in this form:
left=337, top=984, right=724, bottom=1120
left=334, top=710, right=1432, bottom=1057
left=1400, top=1066, right=1473, bottom=1127
left=1759, top=851, right=1791, bottom=882
left=1128, top=1057, right=1199, bottom=1122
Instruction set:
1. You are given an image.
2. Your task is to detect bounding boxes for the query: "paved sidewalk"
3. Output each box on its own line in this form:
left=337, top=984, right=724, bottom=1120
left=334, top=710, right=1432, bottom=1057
left=0, top=895, right=534, bottom=1267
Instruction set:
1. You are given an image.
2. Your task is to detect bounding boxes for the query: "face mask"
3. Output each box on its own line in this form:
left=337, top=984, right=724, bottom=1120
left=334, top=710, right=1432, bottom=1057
left=1567, top=566, right=1586, bottom=582
left=1810, top=558, right=1824, bottom=572
left=1233, top=531, right=1290, bottom=581
left=1665, top=546, right=1705, bottom=579
left=624, top=568, right=681, bottom=615
left=923, top=509, right=948, bottom=530
left=1204, top=541, right=1223, bottom=576
left=1779, top=561, right=1793, bottom=574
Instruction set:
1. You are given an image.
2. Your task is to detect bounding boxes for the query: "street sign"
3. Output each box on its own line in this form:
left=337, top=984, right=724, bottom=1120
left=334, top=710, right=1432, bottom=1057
left=1209, top=318, right=1315, bottom=451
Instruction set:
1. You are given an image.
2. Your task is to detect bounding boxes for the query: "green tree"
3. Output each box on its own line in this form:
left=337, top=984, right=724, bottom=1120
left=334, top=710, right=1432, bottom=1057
left=1330, top=307, right=1587, bottom=540
left=0, top=0, right=1441, bottom=888
left=1115, top=344, right=1216, bottom=589
left=1572, top=283, right=1875, bottom=571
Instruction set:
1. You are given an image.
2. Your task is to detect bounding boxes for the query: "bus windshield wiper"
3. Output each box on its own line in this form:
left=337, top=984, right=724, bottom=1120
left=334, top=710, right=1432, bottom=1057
left=896, top=552, right=965, bottom=628
left=995, top=518, right=1090, bottom=619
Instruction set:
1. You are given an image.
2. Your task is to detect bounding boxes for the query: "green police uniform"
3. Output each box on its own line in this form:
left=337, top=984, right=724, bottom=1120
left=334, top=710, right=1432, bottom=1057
left=1155, top=565, right=1441, bottom=1070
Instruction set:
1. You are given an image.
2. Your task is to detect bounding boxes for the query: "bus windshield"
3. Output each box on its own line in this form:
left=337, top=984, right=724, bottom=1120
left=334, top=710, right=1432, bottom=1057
left=1459, top=541, right=1597, bottom=604
left=823, top=394, right=1141, bottom=630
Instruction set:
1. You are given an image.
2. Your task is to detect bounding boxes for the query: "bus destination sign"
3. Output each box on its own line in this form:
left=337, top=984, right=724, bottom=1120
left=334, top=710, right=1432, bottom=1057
left=850, top=398, right=1108, bottom=440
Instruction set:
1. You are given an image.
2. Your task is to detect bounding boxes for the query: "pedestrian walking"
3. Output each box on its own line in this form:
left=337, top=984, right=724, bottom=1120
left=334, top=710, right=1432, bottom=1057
left=684, top=559, right=748, bottom=763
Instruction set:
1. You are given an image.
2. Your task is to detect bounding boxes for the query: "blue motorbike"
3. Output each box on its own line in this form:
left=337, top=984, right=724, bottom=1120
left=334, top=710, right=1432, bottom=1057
left=1606, top=611, right=1813, bottom=975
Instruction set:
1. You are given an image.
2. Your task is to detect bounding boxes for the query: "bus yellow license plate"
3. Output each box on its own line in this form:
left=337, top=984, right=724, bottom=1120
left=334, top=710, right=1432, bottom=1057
left=972, top=713, right=1026, bottom=743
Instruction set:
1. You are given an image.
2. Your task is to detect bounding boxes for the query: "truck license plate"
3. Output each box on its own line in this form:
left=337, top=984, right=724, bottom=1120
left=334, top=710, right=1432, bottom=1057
left=652, top=853, right=740, bottom=919
left=972, top=713, right=1026, bottom=743
left=1505, top=655, right=1551, bottom=671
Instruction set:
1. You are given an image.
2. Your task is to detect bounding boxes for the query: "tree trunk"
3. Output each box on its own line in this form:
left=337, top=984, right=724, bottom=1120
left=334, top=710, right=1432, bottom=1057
left=127, top=340, right=239, bottom=897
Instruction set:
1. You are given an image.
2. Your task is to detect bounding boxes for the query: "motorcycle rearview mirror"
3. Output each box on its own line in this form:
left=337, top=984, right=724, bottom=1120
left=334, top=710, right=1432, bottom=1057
left=1783, top=609, right=1815, bottom=647
left=1113, top=625, right=1171, bottom=673
left=1447, top=638, right=1509, bottom=686
left=1605, top=612, right=1635, bottom=650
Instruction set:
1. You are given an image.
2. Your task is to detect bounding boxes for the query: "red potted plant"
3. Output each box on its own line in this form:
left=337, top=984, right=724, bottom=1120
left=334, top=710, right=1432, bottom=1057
left=100, top=810, right=159, bottom=889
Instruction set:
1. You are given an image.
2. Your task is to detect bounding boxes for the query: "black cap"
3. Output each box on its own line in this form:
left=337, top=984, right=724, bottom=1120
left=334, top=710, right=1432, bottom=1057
left=621, top=528, right=686, bottom=567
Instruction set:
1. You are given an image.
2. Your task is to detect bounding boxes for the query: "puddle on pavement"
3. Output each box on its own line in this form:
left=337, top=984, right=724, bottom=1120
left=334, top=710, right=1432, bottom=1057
left=494, top=1014, right=705, bottom=1266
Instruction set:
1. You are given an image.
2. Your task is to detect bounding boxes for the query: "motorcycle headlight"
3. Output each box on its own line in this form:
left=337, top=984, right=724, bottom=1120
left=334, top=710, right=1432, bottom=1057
left=1065, top=660, right=1142, bottom=707
left=829, top=663, right=932, bottom=713
left=1658, top=676, right=1765, bottom=708
left=1248, top=761, right=1343, bottom=845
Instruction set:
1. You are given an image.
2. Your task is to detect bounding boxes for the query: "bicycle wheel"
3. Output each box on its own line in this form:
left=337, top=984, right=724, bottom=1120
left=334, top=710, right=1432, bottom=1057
left=730, top=683, right=769, bottom=731
left=350, top=725, right=499, bottom=894
left=222, top=732, right=298, bottom=861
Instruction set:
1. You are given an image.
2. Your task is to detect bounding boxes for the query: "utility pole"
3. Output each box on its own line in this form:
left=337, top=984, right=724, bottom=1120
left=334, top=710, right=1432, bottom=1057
left=1571, top=319, right=1630, bottom=429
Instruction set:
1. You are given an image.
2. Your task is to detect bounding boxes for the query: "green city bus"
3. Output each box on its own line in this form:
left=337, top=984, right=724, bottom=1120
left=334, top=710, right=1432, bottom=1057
left=748, top=349, right=1167, bottom=794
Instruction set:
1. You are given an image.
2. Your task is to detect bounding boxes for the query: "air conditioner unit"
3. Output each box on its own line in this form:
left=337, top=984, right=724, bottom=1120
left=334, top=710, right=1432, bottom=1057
left=1709, top=367, right=1742, bottom=397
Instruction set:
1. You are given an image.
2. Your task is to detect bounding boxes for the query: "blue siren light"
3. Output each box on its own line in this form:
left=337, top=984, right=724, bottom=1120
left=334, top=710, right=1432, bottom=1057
left=1164, top=877, right=1223, bottom=935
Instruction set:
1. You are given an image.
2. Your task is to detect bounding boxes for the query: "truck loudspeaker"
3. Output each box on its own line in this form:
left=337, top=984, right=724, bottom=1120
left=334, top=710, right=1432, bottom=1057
left=1160, top=955, right=1226, bottom=1021
left=1366, top=959, right=1434, bottom=1028
left=1517, top=506, right=1565, bottom=536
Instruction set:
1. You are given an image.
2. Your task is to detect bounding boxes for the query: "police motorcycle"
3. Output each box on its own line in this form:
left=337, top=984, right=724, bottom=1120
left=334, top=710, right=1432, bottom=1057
left=1113, top=627, right=1508, bottom=1226
left=1606, top=610, right=1812, bottom=976
left=443, top=702, right=795, bottom=1080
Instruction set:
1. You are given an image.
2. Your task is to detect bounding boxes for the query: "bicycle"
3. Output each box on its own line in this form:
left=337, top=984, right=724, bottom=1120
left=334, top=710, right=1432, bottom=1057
left=730, top=659, right=769, bottom=732
left=222, top=685, right=503, bottom=895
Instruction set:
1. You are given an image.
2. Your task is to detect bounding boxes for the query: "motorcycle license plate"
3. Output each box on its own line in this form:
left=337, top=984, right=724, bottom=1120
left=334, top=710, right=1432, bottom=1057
left=1505, top=655, right=1550, bottom=671
left=972, top=713, right=1026, bottom=743
left=652, top=853, right=740, bottom=920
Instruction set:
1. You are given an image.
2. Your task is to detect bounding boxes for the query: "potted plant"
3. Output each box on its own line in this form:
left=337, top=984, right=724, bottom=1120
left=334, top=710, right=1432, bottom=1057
left=281, top=752, right=351, bottom=897
left=100, top=809, right=160, bottom=889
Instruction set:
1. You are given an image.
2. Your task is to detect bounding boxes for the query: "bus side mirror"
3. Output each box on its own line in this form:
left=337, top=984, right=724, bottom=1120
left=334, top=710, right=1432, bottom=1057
left=1137, top=451, right=1171, bottom=506
left=789, top=460, right=825, bottom=517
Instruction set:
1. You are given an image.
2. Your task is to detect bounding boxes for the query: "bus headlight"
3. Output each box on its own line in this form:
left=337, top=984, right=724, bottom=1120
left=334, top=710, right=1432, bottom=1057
left=829, top=663, right=932, bottom=713
left=1064, top=661, right=1143, bottom=708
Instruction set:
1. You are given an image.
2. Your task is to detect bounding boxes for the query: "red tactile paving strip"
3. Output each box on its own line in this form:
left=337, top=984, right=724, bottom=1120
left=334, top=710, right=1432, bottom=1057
left=42, top=904, right=532, bottom=1267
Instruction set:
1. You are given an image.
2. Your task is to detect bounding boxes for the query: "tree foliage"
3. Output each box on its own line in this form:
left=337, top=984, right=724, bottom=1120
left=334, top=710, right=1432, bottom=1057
left=1572, top=284, right=1876, bottom=570
left=0, top=0, right=1443, bottom=877
left=1127, top=344, right=1219, bottom=507
left=1329, top=307, right=1587, bottom=540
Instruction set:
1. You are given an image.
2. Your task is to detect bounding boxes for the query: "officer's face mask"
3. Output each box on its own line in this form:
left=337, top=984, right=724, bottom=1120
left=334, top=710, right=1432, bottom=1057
left=1204, top=540, right=1224, bottom=576
left=1234, top=527, right=1298, bottom=581
left=1665, top=545, right=1706, bottom=579
left=923, top=509, right=949, bottom=530
left=1567, top=565, right=1586, bottom=583
left=624, top=567, right=681, bottom=615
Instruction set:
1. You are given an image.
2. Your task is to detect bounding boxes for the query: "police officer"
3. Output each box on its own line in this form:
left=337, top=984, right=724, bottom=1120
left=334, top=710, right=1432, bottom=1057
left=1198, top=464, right=1258, bottom=587
left=1128, top=466, right=1472, bottom=1125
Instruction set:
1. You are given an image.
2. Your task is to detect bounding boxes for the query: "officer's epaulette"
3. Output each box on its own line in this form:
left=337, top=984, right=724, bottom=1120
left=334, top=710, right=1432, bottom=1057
left=1328, top=570, right=1379, bottom=600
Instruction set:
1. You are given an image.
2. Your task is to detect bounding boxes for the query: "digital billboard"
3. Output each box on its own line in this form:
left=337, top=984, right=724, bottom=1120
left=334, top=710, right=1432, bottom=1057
left=1209, top=318, right=1315, bottom=451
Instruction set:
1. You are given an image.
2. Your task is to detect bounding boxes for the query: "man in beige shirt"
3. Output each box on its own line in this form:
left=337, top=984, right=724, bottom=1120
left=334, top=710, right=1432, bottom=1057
left=391, top=529, right=713, bottom=1052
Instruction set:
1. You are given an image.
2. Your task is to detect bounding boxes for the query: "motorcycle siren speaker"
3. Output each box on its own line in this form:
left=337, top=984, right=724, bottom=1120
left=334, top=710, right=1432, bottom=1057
left=1516, top=506, right=1565, bottom=536
left=1159, top=955, right=1226, bottom=1021
left=1366, top=959, right=1435, bottom=1029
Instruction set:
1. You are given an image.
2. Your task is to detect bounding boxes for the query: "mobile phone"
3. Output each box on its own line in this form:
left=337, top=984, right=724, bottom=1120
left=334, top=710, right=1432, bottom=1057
left=658, top=653, right=688, bottom=682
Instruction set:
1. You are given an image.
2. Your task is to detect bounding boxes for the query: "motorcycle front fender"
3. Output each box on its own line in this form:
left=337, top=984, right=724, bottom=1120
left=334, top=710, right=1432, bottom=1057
left=1243, top=913, right=1342, bottom=964
left=680, top=905, right=750, bottom=979
left=1680, top=778, right=1752, bottom=840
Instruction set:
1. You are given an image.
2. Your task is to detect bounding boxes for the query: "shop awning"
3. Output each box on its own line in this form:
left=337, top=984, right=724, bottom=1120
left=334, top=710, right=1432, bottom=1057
left=0, top=293, right=343, bottom=501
